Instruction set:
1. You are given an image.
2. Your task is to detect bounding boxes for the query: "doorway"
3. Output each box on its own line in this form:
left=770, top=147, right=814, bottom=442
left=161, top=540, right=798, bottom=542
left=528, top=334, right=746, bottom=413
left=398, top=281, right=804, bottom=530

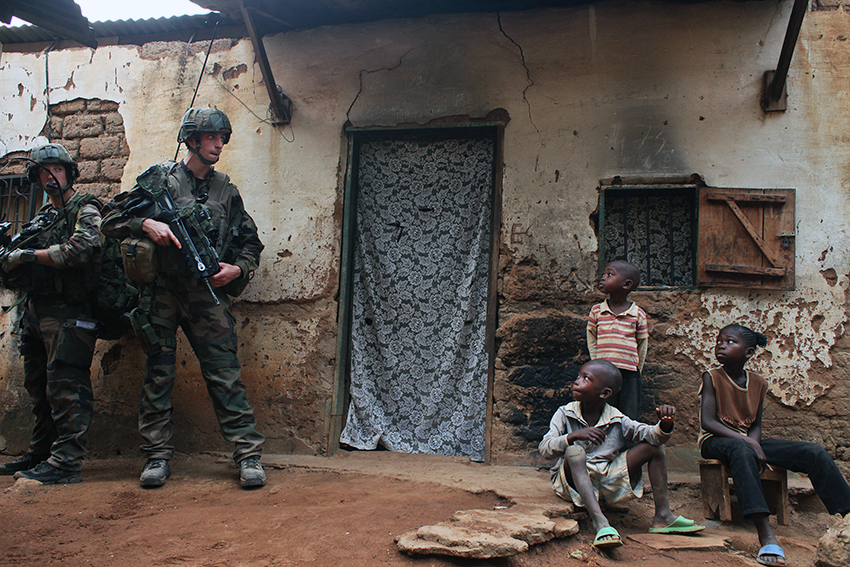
left=336, top=127, right=499, bottom=462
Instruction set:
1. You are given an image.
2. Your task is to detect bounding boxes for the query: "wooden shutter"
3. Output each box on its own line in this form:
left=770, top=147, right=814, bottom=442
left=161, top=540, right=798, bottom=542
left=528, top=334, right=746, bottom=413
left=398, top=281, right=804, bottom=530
left=697, top=187, right=795, bottom=290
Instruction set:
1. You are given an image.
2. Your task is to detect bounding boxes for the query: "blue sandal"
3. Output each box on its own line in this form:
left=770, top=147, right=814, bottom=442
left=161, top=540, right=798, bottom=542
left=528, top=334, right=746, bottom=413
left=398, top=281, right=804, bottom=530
left=756, top=544, right=786, bottom=566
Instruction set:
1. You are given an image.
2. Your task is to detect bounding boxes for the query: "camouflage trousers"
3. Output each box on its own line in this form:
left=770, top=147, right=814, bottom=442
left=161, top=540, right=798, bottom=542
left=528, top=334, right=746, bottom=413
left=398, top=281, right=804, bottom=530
left=20, top=295, right=97, bottom=471
left=140, top=275, right=264, bottom=463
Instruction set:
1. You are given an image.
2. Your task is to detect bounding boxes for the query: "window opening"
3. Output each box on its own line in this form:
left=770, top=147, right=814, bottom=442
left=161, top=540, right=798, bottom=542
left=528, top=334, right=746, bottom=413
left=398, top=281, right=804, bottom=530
left=0, top=175, right=43, bottom=232
left=600, top=184, right=698, bottom=287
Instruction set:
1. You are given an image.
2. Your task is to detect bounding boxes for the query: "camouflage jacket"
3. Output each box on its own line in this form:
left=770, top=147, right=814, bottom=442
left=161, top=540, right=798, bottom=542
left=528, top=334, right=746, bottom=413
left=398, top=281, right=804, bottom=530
left=102, top=161, right=263, bottom=279
left=37, top=192, right=103, bottom=269
left=2, top=191, right=103, bottom=300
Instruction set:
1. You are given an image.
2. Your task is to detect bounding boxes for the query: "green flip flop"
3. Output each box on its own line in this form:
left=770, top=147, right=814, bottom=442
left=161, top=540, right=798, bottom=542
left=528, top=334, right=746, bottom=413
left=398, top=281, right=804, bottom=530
left=648, top=515, right=706, bottom=534
left=593, top=526, right=623, bottom=549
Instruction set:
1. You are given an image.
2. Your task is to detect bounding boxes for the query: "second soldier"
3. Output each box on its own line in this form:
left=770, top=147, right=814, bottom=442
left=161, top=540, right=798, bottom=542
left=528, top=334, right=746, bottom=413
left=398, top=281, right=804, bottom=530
left=101, top=107, right=266, bottom=489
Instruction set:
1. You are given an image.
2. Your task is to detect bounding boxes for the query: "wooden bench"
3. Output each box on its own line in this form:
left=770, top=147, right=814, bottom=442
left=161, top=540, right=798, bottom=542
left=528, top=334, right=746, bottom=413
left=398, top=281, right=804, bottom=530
left=697, top=458, right=789, bottom=525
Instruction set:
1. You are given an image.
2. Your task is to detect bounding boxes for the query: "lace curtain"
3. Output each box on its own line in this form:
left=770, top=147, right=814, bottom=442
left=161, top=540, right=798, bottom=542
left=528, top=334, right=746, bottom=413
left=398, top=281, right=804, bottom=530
left=339, top=136, right=494, bottom=461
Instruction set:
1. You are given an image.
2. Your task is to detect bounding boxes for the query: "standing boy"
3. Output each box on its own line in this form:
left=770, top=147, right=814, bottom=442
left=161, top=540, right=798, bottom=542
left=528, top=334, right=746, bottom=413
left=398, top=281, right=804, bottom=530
left=101, top=107, right=266, bottom=489
left=587, top=260, right=648, bottom=420
left=539, top=359, right=703, bottom=549
left=0, top=143, right=102, bottom=484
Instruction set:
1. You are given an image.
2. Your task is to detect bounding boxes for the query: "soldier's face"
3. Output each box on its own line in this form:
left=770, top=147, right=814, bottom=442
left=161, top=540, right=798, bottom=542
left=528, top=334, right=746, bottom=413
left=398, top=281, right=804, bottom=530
left=195, top=133, right=226, bottom=163
left=39, top=164, right=68, bottom=191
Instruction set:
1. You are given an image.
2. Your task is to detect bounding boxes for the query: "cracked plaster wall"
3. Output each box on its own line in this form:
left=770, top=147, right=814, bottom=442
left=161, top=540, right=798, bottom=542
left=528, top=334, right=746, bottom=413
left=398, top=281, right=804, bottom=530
left=0, top=38, right=340, bottom=455
left=1, top=0, right=850, bottom=462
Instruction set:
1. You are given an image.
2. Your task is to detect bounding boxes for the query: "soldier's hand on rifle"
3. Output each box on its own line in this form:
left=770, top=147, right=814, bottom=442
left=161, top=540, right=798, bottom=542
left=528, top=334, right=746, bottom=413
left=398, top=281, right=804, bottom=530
left=142, top=219, right=182, bottom=249
left=209, top=262, right=241, bottom=287
left=2, top=249, right=38, bottom=271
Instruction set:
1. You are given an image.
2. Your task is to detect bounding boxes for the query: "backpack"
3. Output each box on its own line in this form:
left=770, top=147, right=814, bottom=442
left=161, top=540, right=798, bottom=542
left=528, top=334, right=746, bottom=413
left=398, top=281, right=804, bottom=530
left=65, top=194, right=139, bottom=340
left=91, top=232, right=139, bottom=340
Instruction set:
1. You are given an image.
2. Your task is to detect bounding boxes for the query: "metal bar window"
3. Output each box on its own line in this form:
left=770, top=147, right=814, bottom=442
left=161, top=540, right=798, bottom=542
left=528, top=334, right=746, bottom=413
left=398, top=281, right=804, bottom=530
left=600, top=186, right=697, bottom=287
left=0, top=176, right=42, bottom=231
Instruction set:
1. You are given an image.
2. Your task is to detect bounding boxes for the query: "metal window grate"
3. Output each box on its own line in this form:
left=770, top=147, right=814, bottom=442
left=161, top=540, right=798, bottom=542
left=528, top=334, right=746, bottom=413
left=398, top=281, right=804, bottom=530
left=600, top=187, right=698, bottom=287
left=0, top=175, right=43, bottom=233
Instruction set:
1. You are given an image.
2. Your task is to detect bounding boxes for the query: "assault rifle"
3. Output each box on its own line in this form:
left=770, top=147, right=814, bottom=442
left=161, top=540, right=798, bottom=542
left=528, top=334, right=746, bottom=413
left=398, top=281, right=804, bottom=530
left=137, top=165, right=222, bottom=305
left=0, top=217, right=49, bottom=258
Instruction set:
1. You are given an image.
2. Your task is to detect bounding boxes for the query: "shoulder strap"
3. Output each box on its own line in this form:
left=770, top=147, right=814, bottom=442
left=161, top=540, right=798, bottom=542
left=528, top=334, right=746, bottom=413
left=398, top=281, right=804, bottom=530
left=54, top=192, right=102, bottom=241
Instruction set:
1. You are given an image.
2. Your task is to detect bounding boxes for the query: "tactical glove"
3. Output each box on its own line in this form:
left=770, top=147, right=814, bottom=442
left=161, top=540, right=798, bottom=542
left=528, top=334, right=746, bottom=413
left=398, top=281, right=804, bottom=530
left=2, top=249, right=37, bottom=271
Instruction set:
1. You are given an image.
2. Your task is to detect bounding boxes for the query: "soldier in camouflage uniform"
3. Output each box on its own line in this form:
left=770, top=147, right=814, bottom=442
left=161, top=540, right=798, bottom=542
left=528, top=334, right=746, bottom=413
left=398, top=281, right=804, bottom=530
left=101, top=107, right=266, bottom=489
left=0, top=143, right=102, bottom=484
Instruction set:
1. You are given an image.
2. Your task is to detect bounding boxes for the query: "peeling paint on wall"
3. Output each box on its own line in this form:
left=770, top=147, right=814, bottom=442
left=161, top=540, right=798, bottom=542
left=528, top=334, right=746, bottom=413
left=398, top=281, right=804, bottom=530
left=668, top=283, right=848, bottom=406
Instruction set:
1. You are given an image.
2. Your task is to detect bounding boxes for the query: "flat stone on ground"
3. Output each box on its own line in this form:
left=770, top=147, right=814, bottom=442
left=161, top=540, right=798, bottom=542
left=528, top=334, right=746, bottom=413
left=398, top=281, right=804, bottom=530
left=627, top=532, right=730, bottom=551
left=397, top=508, right=579, bottom=558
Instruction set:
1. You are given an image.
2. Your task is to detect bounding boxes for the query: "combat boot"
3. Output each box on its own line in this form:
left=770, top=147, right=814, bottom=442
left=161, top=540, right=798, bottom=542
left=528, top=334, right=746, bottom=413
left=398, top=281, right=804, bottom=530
left=140, top=458, right=170, bottom=488
left=0, top=453, right=49, bottom=475
left=14, top=462, right=82, bottom=485
left=239, top=455, right=266, bottom=488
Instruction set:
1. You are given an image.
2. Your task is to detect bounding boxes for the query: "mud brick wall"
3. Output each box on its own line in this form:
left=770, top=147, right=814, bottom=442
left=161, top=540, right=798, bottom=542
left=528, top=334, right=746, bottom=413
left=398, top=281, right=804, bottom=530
left=492, top=254, right=850, bottom=476
left=815, top=1, right=850, bottom=9
left=45, top=98, right=129, bottom=202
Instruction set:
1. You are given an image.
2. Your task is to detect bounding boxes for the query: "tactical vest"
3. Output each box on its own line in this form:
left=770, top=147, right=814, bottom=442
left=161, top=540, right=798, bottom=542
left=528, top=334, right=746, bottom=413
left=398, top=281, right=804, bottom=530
left=11, top=193, right=100, bottom=304
left=154, top=161, right=236, bottom=275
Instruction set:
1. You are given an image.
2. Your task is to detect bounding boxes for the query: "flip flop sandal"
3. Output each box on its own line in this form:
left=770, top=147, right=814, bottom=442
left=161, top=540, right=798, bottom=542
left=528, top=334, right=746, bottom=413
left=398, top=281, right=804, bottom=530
left=756, top=543, right=786, bottom=566
left=648, top=515, right=706, bottom=534
left=593, top=526, right=623, bottom=549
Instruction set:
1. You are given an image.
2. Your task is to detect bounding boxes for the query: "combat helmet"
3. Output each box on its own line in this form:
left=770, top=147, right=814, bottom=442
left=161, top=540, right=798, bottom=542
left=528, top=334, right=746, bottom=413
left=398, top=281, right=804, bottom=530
left=26, top=143, right=79, bottom=192
left=177, top=106, right=232, bottom=146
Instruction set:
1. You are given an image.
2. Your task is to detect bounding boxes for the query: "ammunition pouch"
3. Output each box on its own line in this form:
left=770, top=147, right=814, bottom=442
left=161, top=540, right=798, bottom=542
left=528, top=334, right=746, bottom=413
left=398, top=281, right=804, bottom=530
left=121, top=237, right=159, bottom=283
left=0, top=263, right=63, bottom=295
left=0, top=264, right=35, bottom=290
left=128, top=287, right=176, bottom=356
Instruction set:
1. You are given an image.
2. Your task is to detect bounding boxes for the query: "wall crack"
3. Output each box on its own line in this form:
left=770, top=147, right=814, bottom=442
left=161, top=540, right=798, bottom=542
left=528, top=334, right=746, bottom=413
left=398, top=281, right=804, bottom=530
left=346, top=49, right=413, bottom=122
left=497, top=12, right=539, bottom=137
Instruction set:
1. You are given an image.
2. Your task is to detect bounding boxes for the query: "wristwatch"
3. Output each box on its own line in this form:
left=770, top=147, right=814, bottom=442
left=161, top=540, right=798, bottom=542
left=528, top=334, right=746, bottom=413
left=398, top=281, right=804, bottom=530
left=20, top=249, right=37, bottom=263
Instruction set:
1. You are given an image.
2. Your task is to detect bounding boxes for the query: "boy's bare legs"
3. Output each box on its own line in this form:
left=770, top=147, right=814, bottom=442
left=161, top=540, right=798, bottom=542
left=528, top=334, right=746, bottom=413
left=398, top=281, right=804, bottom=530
left=626, top=443, right=677, bottom=528
left=566, top=446, right=613, bottom=536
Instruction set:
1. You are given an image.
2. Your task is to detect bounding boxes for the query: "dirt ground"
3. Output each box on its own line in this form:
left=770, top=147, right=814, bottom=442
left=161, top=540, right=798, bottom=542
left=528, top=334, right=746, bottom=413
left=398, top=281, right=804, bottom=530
left=0, top=452, right=835, bottom=567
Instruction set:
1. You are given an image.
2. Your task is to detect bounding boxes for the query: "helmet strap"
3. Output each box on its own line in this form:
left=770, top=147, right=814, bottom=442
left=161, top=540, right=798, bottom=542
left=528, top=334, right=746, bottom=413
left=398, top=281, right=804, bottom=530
left=186, top=135, right=216, bottom=166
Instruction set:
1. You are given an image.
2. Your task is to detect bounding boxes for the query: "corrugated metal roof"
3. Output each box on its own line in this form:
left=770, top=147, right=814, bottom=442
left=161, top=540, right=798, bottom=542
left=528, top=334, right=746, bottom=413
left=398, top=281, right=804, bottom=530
left=1, top=0, right=97, bottom=47
left=0, top=12, right=242, bottom=47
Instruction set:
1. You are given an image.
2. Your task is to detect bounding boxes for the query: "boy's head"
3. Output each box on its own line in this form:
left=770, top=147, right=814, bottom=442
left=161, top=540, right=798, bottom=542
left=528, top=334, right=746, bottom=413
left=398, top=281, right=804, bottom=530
left=572, top=360, right=623, bottom=403
left=599, top=260, right=641, bottom=297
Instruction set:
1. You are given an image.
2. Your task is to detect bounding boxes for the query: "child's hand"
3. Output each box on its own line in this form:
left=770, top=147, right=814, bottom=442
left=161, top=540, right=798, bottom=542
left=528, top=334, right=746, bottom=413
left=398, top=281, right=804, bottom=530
left=656, top=405, right=676, bottom=432
left=569, top=427, right=607, bottom=445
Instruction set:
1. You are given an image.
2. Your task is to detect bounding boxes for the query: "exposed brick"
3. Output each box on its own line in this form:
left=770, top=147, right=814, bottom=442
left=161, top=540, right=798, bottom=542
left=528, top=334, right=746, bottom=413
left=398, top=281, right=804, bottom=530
left=104, top=112, right=124, bottom=134
left=76, top=182, right=112, bottom=200
left=80, top=136, right=120, bottom=160
left=63, top=115, right=104, bottom=139
left=52, top=98, right=86, bottom=116
left=77, top=161, right=100, bottom=183
left=56, top=138, right=80, bottom=156
left=101, top=158, right=127, bottom=182
left=104, top=183, right=122, bottom=199
left=118, top=136, right=130, bottom=157
left=100, top=100, right=119, bottom=112
left=49, top=116, right=63, bottom=139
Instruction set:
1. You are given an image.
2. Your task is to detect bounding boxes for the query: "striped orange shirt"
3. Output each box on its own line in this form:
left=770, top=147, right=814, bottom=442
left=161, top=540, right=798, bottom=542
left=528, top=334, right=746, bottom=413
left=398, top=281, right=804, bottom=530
left=587, top=300, right=648, bottom=371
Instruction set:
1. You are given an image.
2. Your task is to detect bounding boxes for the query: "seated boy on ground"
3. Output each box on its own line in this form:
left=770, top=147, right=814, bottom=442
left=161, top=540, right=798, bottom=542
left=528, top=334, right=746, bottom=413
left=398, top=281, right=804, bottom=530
left=539, top=359, right=704, bottom=549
